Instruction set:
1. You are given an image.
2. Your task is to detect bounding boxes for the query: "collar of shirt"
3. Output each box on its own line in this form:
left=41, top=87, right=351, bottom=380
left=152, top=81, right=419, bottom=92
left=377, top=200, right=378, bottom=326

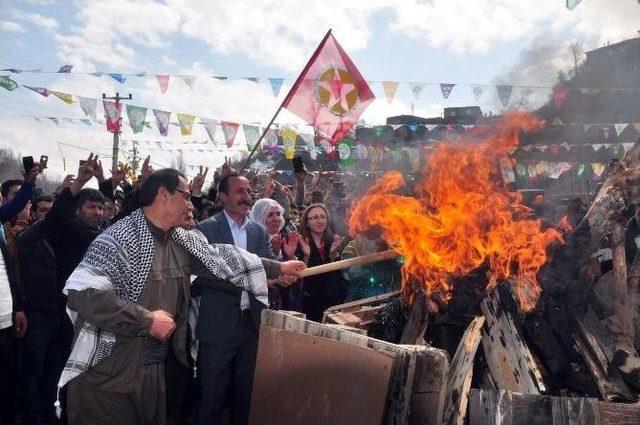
left=223, top=210, right=249, bottom=231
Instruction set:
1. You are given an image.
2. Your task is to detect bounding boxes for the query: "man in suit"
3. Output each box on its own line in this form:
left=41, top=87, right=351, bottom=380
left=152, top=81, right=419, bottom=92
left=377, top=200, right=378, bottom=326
left=195, top=172, right=284, bottom=425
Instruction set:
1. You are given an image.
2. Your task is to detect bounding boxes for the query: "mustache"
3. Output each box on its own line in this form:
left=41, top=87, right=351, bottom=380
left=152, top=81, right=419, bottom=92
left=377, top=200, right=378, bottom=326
left=238, top=200, right=252, bottom=207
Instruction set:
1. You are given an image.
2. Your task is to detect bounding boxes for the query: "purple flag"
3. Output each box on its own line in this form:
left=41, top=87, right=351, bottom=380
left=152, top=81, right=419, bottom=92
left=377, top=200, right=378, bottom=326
left=153, top=109, right=171, bottom=136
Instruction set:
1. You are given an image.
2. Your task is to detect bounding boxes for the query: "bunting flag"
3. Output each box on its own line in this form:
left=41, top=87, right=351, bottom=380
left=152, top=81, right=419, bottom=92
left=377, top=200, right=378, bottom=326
left=58, top=64, right=73, bottom=73
left=89, top=72, right=103, bottom=77
left=497, top=85, right=513, bottom=107
left=243, top=124, right=261, bottom=151
left=244, top=77, right=260, bottom=83
left=136, top=71, right=148, bottom=77
left=180, top=75, right=196, bottom=89
left=280, top=128, right=297, bottom=159
left=601, top=125, right=611, bottom=139
left=409, top=82, right=425, bottom=100
left=177, top=113, right=195, bottom=136
left=633, top=123, right=640, bottom=133
left=338, top=137, right=354, bottom=166
left=78, top=97, right=97, bottom=120
left=576, top=163, right=586, bottom=176
left=103, top=100, right=122, bottom=133
left=153, top=109, right=171, bottom=136
left=221, top=121, right=240, bottom=148
left=126, top=105, right=148, bottom=134
left=24, top=85, right=51, bottom=97
left=299, top=132, right=315, bottom=152
left=51, top=91, right=74, bottom=104
left=566, top=0, right=583, bottom=10
left=282, top=31, right=375, bottom=144
left=109, top=73, right=126, bottom=83
left=2, top=69, right=22, bottom=73
left=591, top=163, right=605, bottom=177
left=213, top=76, right=227, bottom=81
left=440, top=83, right=455, bottom=99
left=263, top=128, right=279, bottom=154
left=0, top=75, right=18, bottom=91
left=156, top=75, right=170, bottom=94
left=623, top=143, right=635, bottom=153
left=614, top=123, right=628, bottom=135
left=472, top=86, right=484, bottom=102
left=553, top=86, right=569, bottom=109
left=47, top=117, right=59, bottom=125
left=200, top=118, right=218, bottom=143
left=264, top=78, right=283, bottom=97
left=382, top=81, right=399, bottom=103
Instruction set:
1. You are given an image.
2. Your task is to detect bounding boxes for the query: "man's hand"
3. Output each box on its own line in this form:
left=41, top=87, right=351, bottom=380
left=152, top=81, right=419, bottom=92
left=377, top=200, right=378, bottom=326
left=189, top=165, right=209, bottom=197
left=71, top=153, right=99, bottom=196
left=279, top=260, right=306, bottom=277
left=23, top=164, right=43, bottom=184
left=14, top=311, right=27, bottom=339
left=220, top=156, right=234, bottom=177
left=149, top=310, right=176, bottom=341
left=93, top=159, right=106, bottom=182
left=140, top=155, right=154, bottom=180
left=111, top=163, right=130, bottom=188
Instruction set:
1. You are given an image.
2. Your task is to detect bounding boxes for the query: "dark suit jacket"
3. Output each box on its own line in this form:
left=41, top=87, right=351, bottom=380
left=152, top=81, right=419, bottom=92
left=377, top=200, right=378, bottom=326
left=194, top=211, right=274, bottom=344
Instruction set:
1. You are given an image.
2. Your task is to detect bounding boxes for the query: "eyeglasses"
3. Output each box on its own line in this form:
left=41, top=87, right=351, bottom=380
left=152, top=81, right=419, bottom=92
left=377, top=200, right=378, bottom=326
left=174, top=188, right=191, bottom=201
left=308, top=214, right=327, bottom=221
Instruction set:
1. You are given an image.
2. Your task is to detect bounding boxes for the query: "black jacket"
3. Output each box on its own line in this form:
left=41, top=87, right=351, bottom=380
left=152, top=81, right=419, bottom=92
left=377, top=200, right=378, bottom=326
left=16, top=220, right=61, bottom=313
left=43, top=188, right=102, bottom=290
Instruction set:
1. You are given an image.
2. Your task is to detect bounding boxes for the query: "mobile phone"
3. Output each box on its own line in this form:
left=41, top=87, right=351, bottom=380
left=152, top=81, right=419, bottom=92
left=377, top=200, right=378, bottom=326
left=292, top=156, right=305, bottom=173
left=22, top=156, right=35, bottom=173
left=40, top=155, right=48, bottom=168
left=79, top=160, right=87, bottom=166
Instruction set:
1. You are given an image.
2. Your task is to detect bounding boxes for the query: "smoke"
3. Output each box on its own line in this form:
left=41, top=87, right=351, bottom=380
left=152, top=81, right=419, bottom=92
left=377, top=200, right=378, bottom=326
left=490, top=35, right=575, bottom=112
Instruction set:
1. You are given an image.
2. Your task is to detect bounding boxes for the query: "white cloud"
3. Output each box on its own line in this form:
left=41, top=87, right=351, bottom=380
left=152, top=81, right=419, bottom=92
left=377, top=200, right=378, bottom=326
left=13, top=11, right=59, bottom=31
left=1, top=21, right=26, bottom=33
left=388, top=0, right=639, bottom=55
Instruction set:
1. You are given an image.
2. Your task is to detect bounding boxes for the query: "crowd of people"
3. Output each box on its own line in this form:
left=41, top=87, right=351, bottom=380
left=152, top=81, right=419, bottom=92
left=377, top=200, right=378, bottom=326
left=0, top=153, right=399, bottom=425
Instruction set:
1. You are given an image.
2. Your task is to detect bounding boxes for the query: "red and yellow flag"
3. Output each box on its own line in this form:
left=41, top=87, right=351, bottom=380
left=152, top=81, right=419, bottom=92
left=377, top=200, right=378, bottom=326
left=282, top=30, right=374, bottom=144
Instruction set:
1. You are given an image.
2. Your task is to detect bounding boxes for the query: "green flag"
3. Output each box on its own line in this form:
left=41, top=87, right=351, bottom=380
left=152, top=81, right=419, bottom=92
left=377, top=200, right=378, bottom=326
left=0, top=75, right=18, bottom=91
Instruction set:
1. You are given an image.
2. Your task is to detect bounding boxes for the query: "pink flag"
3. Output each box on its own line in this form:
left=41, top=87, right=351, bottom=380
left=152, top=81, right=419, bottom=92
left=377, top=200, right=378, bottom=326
left=282, top=31, right=375, bottom=144
left=156, top=75, right=170, bottom=94
left=221, top=121, right=240, bottom=148
left=553, top=86, right=569, bottom=110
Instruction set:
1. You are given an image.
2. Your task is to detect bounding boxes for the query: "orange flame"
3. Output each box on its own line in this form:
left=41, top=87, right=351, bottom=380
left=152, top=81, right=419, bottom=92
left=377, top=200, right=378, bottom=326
left=349, top=112, right=564, bottom=312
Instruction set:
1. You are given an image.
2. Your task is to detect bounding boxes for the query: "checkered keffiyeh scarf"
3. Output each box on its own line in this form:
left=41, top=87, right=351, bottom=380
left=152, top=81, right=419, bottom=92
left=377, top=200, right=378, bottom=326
left=58, top=208, right=267, bottom=390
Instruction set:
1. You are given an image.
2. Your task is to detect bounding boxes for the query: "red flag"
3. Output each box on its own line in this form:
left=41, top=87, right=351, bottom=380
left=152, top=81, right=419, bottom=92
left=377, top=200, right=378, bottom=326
left=553, top=86, right=569, bottom=110
left=103, top=100, right=122, bottom=134
left=282, top=30, right=374, bottom=144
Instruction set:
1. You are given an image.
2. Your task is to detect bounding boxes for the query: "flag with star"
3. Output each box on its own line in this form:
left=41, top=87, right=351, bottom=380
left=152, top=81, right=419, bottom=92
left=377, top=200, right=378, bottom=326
left=282, top=30, right=374, bottom=144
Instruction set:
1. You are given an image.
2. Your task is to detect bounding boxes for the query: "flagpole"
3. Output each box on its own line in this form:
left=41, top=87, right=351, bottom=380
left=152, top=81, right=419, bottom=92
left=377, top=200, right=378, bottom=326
left=240, top=29, right=333, bottom=173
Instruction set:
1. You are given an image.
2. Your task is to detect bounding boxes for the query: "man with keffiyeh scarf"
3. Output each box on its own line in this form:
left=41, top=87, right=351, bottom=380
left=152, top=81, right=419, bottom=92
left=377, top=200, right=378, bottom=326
left=59, top=168, right=305, bottom=425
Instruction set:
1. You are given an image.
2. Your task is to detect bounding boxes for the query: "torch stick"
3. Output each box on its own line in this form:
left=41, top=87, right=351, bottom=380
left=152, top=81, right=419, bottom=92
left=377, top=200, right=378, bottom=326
left=300, top=249, right=399, bottom=278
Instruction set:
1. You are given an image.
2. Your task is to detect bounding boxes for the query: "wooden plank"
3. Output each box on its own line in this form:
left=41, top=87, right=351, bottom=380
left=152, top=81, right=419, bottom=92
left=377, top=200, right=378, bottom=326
left=468, top=389, right=513, bottom=425
left=250, top=326, right=396, bottom=425
left=400, top=297, right=429, bottom=345
left=408, top=346, right=450, bottom=425
left=480, top=289, right=545, bottom=394
left=573, top=316, right=634, bottom=402
left=470, top=389, right=640, bottom=425
left=441, top=315, right=485, bottom=425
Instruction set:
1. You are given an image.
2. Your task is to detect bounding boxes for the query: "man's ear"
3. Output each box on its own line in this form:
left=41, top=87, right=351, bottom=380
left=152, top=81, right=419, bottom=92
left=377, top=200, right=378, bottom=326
left=157, top=186, right=169, bottom=202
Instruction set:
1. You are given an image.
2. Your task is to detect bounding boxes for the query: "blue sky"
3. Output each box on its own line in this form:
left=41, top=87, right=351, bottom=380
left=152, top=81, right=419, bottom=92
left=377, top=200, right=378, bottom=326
left=0, top=0, right=638, bottom=179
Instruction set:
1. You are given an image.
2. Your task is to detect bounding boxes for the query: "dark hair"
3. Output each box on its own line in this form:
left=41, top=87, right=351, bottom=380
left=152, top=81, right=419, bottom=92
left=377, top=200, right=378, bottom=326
left=217, top=172, right=241, bottom=195
left=299, top=203, right=333, bottom=248
left=1, top=179, right=23, bottom=197
left=138, top=168, right=185, bottom=207
left=76, top=189, right=106, bottom=209
left=31, top=195, right=53, bottom=211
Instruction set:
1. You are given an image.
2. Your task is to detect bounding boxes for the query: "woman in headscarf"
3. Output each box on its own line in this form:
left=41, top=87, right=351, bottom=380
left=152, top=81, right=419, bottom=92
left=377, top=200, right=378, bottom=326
left=249, top=198, right=301, bottom=310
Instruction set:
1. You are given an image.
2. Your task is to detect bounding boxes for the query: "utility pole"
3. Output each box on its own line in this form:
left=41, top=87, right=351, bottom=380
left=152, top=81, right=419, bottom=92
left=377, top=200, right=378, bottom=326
left=102, top=92, right=132, bottom=171
left=130, top=140, right=140, bottom=175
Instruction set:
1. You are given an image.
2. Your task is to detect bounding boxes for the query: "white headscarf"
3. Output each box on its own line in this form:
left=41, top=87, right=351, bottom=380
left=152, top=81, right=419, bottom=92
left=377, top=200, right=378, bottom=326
left=249, top=198, right=285, bottom=235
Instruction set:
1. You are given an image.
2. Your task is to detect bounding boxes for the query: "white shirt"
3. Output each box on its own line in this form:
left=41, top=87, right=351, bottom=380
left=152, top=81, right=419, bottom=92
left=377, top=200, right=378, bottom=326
left=0, top=248, right=13, bottom=330
left=223, top=210, right=251, bottom=310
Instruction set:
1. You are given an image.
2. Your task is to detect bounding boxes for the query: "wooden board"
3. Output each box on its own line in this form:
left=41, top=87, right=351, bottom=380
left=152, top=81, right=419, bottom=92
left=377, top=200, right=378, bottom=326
left=441, top=315, right=485, bottom=425
left=480, top=290, right=545, bottom=394
left=249, top=326, right=396, bottom=425
left=469, top=389, right=640, bottom=425
left=258, top=309, right=449, bottom=425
